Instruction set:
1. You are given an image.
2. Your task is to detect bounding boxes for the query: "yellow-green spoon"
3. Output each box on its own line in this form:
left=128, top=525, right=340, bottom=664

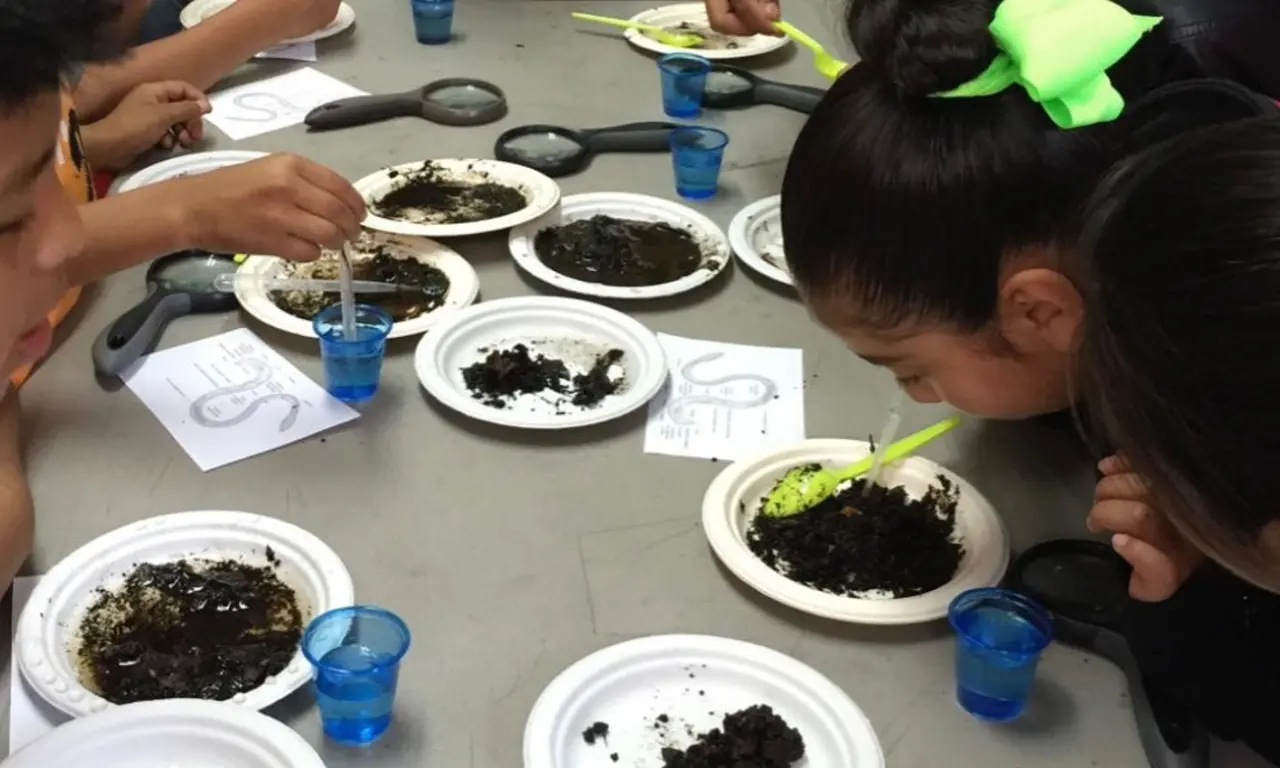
left=571, top=12, right=703, bottom=48
left=761, top=415, right=963, bottom=518
left=773, top=21, right=849, bottom=81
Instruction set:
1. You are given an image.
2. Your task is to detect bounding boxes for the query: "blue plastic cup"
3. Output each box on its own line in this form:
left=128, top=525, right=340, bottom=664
left=302, top=606, right=412, bottom=745
left=410, top=0, right=454, bottom=44
left=948, top=588, right=1053, bottom=722
left=669, top=126, right=729, bottom=200
left=312, top=304, right=393, bottom=403
left=658, top=53, right=712, bottom=118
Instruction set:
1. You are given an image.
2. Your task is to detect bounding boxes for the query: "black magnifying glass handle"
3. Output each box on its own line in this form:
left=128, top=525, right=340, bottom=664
left=753, top=82, right=825, bottom=113
left=582, top=122, right=680, bottom=153
left=305, top=90, right=425, bottom=130
left=92, top=289, right=193, bottom=377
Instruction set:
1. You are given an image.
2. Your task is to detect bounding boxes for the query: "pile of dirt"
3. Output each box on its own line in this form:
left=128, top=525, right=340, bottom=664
left=461, top=344, right=624, bottom=409
left=748, top=474, right=964, bottom=597
left=371, top=161, right=527, bottom=225
left=273, top=249, right=450, bottom=321
left=533, top=215, right=706, bottom=287
left=660, top=705, right=805, bottom=768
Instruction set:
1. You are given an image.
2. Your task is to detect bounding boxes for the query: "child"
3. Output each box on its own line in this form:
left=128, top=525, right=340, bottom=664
left=1074, top=116, right=1280, bottom=765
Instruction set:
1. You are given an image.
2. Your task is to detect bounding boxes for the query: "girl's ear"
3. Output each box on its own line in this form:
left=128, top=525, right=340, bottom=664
left=995, top=268, right=1083, bottom=354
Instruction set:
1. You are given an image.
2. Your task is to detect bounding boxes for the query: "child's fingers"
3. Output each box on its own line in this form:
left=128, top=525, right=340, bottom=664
left=1113, top=533, right=1181, bottom=602
left=1095, top=471, right=1147, bottom=502
left=1086, top=498, right=1160, bottom=538
left=1097, top=454, right=1131, bottom=475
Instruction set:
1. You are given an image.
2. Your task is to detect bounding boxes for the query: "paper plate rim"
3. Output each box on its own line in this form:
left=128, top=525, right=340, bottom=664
left=728, top=194, right=792, bottom=287
left=180, top=0, right=355, bottom=43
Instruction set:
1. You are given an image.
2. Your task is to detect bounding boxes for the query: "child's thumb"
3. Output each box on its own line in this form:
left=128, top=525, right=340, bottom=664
left=1113, top=533, right=1181, bottom=602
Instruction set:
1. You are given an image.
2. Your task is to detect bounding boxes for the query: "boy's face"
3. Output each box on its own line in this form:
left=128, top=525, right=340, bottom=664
left=809, top=265, right=1085, bottom=420
left=0, top=92, right=85, bottom=390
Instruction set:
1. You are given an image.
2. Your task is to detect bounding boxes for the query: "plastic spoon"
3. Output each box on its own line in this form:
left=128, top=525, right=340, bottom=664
left=571, top=12, right=703, bottom=48
left=761, top=415, right=963, bottom=518
left=212, top=273, right=408, bottom=294
left=773, top=21, right=849, bottom=80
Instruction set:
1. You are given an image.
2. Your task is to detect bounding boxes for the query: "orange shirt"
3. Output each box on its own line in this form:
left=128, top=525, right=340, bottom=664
left=10, top=91, right=92, bottom=389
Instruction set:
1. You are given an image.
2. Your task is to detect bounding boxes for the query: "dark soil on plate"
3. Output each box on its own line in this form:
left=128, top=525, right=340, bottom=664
left=272, top=250, right=450, bottom=322
left=75, top=559, right=303, bottom=704
left=748, top=473, right=964, bottom=598
left=460, top=343, right=624, bottom=409
left=660, top=705, right=805, bottom=768
left=582, top=721, right=610, bottom=745
left=372, top=161, right=528, bottom=225
left=533, top=215, right=707, bottom=287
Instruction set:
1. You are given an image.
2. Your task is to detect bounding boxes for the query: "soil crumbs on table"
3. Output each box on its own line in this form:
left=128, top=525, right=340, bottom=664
left=660, top=705, right=804, bottom=768
left=748, top=473, right=964, bottom=597
left=461, top=343, right=624, bottom=410
left=372, top=161, right=528, bottom=225
left=273, top=245, right=450, bottom=322
left=75, top=559, right=303, bottom=704
left=534, top=215, right=708, bottom=287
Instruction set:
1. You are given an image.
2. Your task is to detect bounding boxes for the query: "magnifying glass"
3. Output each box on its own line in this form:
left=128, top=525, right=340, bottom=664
left=1009, top=540, right=1209, bottom=768
left=494, top=121, right=679, bottom=178
left=304, top=78, right=508, bottom=130
left=93, top=250, right=241, bottom=377
left=703, top=64, right=825, bottom=113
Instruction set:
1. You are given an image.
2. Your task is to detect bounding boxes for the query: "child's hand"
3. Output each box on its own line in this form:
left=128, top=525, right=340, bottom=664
left=79, top=81, right=209, bottom=172
left=175, top=153, right=366, bottom=262
left=245, top=0, right=342, bottom=41
left=705, top=0, right=781, bottom=36
left=1087, top=455, right=1204, bottom=601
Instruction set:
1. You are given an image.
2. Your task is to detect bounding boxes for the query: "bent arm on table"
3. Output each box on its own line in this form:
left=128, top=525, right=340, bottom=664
left=66, top=183, right=192, bottom=288
left=0, top=392, right=34, bottom=591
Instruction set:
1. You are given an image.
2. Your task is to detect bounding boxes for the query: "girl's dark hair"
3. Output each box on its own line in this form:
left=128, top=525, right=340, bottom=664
left=0, top=0, right=122, bottom=113
left=780, top=0, right=1193, bottom=330
left=1076, top=117, right=1280, bottom=581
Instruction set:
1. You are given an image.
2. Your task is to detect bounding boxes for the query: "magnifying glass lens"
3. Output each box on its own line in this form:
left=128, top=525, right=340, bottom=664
left=155, top=252, right=238, bottom=293
left=500, top=131, right=585, bottom=164
left=426, top=84, right=503, bottom=111
left=705, top=71, right=753, bottom=96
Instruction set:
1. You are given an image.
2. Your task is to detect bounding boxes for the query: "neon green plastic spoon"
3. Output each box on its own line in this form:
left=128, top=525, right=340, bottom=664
left=761, top=415, right=963, bottom=518
left=571, top=12, right=703, bottom=48
left=773, top=21, right=849, bottom=80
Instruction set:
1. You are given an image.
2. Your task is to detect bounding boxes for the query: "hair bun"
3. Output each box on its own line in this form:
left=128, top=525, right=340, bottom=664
left=847, top=0, right=999, bottom=97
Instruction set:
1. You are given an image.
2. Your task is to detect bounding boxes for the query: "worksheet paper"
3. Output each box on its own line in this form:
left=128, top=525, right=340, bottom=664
left=122, top=329, right=358, bottom=471
left=206, top=67, right=365, bottom=140
left=644, top=334, right=805, bottom=460
left=256, top=41, right=318, bottom=62
left=6, top=576, right=67, bottom=755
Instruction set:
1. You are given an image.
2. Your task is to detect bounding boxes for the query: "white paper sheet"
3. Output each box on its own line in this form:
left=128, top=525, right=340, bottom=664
left=122, top=329, right=359, bottom=471
left=644, top=334, right=805, bottom=460
left=256, top=41, right=318, bottom=62
left=206, top=67, right=365, bottom=140
left=7, top=577, right=67, bottom=755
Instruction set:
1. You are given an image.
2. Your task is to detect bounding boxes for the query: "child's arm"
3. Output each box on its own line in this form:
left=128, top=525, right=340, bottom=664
left=74, top=0, right=341, bottom=122
left=0, top=391, right=35, bottom=592
left=66, top=153, right=364, bottom=286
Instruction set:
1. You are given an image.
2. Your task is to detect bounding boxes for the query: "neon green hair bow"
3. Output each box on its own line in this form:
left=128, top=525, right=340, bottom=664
left=934, top=0, right=1161, bottom=129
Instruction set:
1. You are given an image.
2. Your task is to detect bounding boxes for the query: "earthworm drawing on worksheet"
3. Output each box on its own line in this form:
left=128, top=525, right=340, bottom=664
left=189, top=357, right=301, bottom=432
left=226, top=92, right=304, bottom=122
left=665, top=352, right=778, bottom=426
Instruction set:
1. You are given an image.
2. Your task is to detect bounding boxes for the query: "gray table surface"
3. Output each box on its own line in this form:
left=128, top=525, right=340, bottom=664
left=2, top=0, right=1272, bottom=766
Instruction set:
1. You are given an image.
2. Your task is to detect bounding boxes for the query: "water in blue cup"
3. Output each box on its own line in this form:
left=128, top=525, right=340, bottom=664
left=312, top=304, right=393, bottom=403
left=669, top=126, right=729, bottom=200
left=303, top=606, right=412, bottom=745
left=948, top=588, right=1053, bottom=722
left=410, top=0, right=454, bottom=44
left=658, top=53, right=711, bottom=118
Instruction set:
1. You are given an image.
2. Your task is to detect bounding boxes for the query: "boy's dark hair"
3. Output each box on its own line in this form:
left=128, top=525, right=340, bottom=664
left=1076, top=117, right=1280, bottom=582
left=780, top=0, right=1196, bottom=331
left=0, top=0, right=122, bottom=113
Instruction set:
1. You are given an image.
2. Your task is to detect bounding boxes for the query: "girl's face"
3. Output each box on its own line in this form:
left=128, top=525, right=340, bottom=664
left=808, top=266, right=1085, bottom=419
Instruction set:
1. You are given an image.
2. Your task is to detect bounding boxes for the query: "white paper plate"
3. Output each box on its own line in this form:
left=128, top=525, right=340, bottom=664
left=729, top=194, right=792, bottom=286
left=509, top=192, right=731, bottom=299
left=16, top=511, right=355, bottom=719
left=524, top=634, right=884, bottom=768
left=356, top=159, right=560, bottom=238
left=624, top=3, right=791, bottom=59
left=236, top=231, right=480, bottom=339
left=4, top=698, right=326, bottom=768
left=111, top=150, right=267, bottom=195
left=180, top=0, right=355, bottom=43
left=702, top=439, right=1010, bottom=625
left=414, top=296, right=667, bottom=429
